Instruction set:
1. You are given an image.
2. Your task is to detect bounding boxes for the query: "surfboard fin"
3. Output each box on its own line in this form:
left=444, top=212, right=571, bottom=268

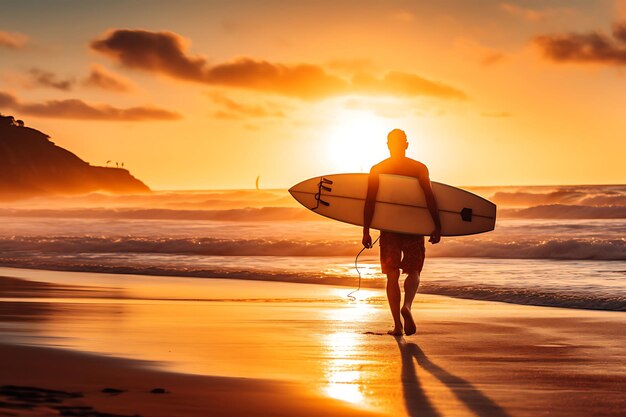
left=461, top=207, right=473, bottom=222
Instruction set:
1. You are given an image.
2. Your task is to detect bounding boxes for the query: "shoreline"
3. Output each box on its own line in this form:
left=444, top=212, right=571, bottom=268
left=0, top=264, right=624, bottom=312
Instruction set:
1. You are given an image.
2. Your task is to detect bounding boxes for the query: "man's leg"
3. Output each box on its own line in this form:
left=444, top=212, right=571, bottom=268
left=403, top=271, right=420, bottom=310
left=399, top=235, right=425, bottom=336
left=386, top=269, right=403, bottom=336
left=401, top=271, right=420, bottom=335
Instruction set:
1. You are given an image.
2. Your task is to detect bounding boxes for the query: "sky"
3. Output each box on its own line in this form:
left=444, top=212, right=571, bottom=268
left=1, top=0, right=625, bottom=189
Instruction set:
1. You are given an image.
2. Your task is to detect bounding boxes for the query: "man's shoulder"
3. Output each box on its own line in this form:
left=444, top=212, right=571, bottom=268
left=404, top=157, right=428, bottom=170
left=370, top=158, right=390, bottom=171
left=370, top=157, right=428, bottom=173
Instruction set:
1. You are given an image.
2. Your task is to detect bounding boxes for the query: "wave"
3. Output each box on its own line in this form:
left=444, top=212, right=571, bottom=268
left=0, top=207, right=319, bottom=222
left=418, top=284, right=625, bottom=311
left=488, top=185, right=626, bottom=207
left=0, top=259, right=623, bottom=311
left=432, top=238, right=626, bottom=260
left=499, top=204, right=626, bottom=219
left=1, top=235, right=624, bottom=260
left=2, top=203, right=625, bottom=222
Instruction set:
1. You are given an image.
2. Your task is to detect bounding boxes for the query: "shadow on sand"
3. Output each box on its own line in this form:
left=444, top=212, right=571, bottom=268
left=396, top=337, right=512, bottom=417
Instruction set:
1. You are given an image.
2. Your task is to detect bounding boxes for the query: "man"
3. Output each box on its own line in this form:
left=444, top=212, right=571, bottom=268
left=362, top=129, right=441, bottom=336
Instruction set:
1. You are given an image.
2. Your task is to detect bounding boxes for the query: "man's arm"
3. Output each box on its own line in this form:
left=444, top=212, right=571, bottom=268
left=418, top=167, right=442, bottom=244
left=362, top=168, right=379, bottom=248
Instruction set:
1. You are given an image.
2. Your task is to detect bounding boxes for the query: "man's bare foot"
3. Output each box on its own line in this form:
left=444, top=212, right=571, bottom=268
left=387, top=327, right=403, bottom=336
left=401, top=306, right=416, bottom=336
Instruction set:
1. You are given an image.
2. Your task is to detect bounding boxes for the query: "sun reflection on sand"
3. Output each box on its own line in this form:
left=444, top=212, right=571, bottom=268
left=323, top=332, right=365, bottom=404
left=322, top=296, right=379, bottom=405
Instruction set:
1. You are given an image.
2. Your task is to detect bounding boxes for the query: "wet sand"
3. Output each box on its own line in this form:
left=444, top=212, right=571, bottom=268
left=0, top=267, right=624, bottom=416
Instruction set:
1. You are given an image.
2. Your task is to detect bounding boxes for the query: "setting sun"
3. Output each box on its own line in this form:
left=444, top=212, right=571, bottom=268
left=326, top=110, right=391, bottom=173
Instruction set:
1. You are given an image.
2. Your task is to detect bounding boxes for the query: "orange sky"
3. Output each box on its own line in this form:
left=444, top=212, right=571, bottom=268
left=1, top=1, right=625, bottom=189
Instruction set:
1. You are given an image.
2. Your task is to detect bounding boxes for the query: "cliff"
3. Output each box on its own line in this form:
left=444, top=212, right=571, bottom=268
left=0, top=115, right=150, bottom=198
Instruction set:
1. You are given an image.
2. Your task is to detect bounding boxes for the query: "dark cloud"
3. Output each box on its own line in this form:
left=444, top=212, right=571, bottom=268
left=204, top=58, right=348, bottom=99
left=82, top=64, right=135, bottom=92
left=535, top=21, right=626, bottom=65
left=208, top=92, right=284, bottom=119
left=0, top=92, right=17, bottom=107
left=613, top=21, right=626, bottom=43
left=28, top=68, right=75, bottom=91
left=0, top=30, right=27, bottom=49
left=91, top=29, right=466, bottom=100
left=0, top=91, right=181, bottom=121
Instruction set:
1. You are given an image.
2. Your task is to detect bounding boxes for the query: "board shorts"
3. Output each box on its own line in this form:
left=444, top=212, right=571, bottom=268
left=379, top=231, right=425, bottom=275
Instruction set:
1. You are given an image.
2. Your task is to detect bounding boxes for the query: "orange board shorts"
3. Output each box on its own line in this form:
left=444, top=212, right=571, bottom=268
left=379, top=231, right=425, bottom=275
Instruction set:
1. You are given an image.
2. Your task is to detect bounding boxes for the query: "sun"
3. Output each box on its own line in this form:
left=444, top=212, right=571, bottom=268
left=326, top=111, right=392, bottom=173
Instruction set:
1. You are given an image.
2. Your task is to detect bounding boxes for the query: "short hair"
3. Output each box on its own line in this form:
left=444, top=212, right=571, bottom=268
left=387, top=128, right=407, bottom=143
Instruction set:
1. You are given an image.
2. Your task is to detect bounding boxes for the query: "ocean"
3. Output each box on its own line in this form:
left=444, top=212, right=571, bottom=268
left=0, top=184, right=624, bottom=311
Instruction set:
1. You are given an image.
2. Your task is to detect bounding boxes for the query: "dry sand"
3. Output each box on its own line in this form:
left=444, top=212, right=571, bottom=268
left=0, top=267, right=624, bottom=417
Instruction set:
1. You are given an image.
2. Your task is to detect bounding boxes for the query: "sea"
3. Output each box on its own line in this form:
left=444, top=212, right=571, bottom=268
left=0, top=184, right=624, bottom=311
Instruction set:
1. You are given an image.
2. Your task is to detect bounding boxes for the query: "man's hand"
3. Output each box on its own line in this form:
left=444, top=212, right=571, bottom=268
left=362, top=229, right=373, bottom=248
left=429, top=228, right=441, bottom=244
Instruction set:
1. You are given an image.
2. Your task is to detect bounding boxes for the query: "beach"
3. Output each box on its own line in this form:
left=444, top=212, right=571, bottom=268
left=1, top=268, right=624, bottom=417
left=2, top=2, right=626, bottom=415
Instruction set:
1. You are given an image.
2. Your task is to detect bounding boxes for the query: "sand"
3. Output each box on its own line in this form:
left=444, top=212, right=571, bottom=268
left=0, top=267, right=624, bottom=417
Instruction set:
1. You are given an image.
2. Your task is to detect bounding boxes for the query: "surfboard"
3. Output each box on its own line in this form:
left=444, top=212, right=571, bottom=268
left=289, top=173, right=496, bottom=236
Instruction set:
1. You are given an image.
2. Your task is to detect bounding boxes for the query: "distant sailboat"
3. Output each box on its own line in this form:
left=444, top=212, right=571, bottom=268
left=255, top=176, right=260, bottom=190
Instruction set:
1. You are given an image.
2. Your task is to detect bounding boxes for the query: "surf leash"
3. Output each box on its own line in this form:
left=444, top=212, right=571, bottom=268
left=348, top=235, right=380, bottom=300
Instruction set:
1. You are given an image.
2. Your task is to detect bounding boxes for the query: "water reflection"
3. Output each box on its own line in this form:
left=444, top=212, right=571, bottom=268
left=322, top=297, right=377, bottom=405
left=324, top=332, right=364, bottom=403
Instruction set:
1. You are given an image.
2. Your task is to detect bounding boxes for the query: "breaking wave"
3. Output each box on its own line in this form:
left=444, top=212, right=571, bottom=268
left=0, top=235, right=624, bottom=260
left=418, top=284, right=625, bottom=311
left=0, top=207, right=318, bottom=222
left=0, top=203, right=624, bottom=222
left=499, top=204, right=626, bottom=219
left=487, top=185, right=626, bottom=207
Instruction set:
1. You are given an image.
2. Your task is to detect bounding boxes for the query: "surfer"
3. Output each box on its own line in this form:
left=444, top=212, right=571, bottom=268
left=362, top=129, right=442, bottom=336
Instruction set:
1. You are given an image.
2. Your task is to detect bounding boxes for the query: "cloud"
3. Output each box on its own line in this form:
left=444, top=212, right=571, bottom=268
left=351, top=71, right=466, bottom=99
left=0, top=30, right=28, bottom=49
left=207, top=92, right=284, bottom=119
left=0, top=91, right=181, bottom=121
left=204, top=58, right=349, bottom=99
left=27, top=68, right=75, bottom=91
left=499, top=3, right=546, bottom=21
left=613, top=21, right=626, bottom=43
left=534, top=21, right=626, bottom=65
left=454, top=37, right=507, bottom=67
left=91, top=29, right=466, bottom=100
left=82, top=64, right=135, bottom=92
left=481, top=52, right=506, bottom=66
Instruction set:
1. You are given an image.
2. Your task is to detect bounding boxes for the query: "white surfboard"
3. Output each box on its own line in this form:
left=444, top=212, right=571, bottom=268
left=289, top=173, right=496, bottom=236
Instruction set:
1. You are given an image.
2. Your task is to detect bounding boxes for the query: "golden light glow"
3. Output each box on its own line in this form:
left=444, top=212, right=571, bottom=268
left=2, top=2, right=624, bottom=188
left=322, top=299, right=379, bottom=404
left=326, top=111, right=391, bottom=173
left=323, top=332, right=364, bottom=404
